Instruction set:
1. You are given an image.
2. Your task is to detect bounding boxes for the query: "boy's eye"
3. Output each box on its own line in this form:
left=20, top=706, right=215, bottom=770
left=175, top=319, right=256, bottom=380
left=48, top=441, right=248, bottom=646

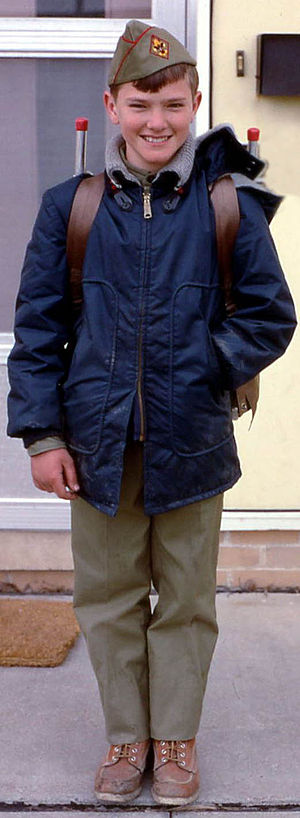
left=127, top=102, right=185, bottom=110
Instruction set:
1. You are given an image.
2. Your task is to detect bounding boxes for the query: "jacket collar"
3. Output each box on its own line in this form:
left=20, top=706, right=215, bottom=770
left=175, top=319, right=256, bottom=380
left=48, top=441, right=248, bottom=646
left=105, top=132, right=195, bottom=190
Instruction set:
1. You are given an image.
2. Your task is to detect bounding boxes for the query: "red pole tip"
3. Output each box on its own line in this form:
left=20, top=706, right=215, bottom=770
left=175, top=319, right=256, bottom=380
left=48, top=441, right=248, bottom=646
left=247, top=127, right=260, bottom=141
left=75, top=117, right=88, bottom=131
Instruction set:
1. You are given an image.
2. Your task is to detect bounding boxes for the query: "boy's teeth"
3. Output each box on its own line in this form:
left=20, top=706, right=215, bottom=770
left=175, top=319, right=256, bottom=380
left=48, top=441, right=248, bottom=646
left=143, top=136, right=169, bottom=143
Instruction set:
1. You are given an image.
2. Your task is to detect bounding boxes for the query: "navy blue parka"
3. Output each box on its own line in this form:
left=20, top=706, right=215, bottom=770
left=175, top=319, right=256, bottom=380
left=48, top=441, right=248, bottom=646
left=7, top=126, right=297, bottom=516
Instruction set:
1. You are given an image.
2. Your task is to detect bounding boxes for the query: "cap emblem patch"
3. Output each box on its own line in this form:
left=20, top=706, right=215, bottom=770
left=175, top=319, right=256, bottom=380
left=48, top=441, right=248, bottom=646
left=150, top=34, right=170, bottom=60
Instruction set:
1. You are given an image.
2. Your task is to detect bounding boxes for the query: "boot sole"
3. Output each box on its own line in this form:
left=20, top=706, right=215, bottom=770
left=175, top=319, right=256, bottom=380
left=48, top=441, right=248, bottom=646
left=151, top=786, right=200, bottom=806
left=95, top=785, right=142, bottom=804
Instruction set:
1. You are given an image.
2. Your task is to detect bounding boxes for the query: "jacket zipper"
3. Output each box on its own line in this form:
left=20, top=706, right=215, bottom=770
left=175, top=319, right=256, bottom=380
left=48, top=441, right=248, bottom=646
left=143, top=189, right=152, bottom=219
left=137, top=187, right=152, bottom=440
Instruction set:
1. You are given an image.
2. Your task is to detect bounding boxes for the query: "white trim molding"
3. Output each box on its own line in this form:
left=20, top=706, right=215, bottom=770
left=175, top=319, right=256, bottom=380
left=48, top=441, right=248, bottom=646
left=0, top=332, right=14, bottom=365
left=222, top=510, right=300, bottom=532
left=0, top=498, right=70, bottom=530
left=0, top=17, right=150, bottom=58
left=194, top=0, right=211, bottom=135
left=0, top=499, right=299, bottom=531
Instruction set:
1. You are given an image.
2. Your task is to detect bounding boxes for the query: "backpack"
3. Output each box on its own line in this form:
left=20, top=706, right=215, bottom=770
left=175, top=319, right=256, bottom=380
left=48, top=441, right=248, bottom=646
left=66, top=172, right=259, bottom=420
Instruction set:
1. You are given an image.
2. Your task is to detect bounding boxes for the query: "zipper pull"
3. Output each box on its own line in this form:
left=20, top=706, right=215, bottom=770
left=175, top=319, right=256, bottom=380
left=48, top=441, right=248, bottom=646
left=143, top=191, right=152, bottom=219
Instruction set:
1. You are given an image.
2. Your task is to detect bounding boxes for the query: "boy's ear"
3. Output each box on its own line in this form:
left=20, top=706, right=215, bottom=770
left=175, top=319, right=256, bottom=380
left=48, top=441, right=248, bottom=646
left=103, top=90, right=119, bottom=124
left=192, top=91, right=202, bottom=119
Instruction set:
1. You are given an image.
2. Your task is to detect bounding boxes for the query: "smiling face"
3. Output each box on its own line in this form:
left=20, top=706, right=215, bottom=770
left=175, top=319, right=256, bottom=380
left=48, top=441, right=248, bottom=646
left=103, top=78, right=202, bottom=172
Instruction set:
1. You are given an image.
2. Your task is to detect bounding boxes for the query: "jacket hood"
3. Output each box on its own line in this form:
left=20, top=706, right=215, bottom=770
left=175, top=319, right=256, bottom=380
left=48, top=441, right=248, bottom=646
left=195, top=123, right=264, bottom=181
left=195, top=124, right=283, bottom=223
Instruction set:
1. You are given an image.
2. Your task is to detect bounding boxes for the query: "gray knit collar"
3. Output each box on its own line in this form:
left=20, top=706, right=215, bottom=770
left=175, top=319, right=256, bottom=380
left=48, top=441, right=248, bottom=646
left=105, top=132, right=196, bottom=189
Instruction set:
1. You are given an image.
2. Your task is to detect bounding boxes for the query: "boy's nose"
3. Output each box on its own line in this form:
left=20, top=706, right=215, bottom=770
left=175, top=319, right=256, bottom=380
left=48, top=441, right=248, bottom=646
left=146, top=110, right=167, bottom=131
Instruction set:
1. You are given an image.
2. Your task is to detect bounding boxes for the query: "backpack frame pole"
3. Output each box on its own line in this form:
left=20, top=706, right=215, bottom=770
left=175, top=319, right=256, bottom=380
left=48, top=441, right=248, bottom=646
left=74, top=117, right=88, bottom=175
left=247, top=127, right=260, bottom=158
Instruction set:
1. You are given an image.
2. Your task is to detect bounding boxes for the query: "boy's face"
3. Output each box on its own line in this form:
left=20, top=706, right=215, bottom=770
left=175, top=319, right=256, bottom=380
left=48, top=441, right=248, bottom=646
left=104, top=78, right=202, bottom=172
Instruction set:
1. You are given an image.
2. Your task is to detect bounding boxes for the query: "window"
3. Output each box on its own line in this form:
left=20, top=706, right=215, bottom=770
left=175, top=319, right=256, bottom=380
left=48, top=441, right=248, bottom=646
left=1, top=57, right=109, bottom=330
left=0, top=0, right=151, bottom=17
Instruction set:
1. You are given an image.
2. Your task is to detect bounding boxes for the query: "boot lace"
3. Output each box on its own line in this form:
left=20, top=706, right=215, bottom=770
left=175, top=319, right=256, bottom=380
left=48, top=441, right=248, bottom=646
left=111, top=743, right=139, bottom=763
left=159, top=740, right=186, bottom=766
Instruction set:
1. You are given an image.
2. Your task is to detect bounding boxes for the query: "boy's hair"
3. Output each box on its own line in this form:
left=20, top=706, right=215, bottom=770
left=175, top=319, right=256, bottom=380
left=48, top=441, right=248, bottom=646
left=110, top=63, right=199, bottom=100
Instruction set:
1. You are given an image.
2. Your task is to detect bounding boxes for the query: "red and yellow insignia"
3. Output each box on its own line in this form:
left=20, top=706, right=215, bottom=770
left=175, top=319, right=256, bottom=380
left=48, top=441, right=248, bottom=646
left=150, top=34, right=170, bottom=60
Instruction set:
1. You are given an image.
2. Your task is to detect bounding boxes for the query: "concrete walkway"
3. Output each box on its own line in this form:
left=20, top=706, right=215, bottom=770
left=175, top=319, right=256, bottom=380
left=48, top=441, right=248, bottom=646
left=1, top=592, right=300, bottom=817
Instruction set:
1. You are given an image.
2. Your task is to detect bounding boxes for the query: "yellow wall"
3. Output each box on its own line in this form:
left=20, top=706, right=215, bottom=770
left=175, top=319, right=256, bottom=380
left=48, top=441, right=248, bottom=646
left=210, top=0, right=299, bottom=196
left=197, top=0, right=300, bottom=509
left=227, top=196, right=300, bottom=509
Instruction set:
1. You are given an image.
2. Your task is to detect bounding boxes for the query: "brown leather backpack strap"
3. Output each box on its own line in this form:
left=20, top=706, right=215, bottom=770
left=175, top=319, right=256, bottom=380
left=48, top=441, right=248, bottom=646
left=66, top=173, right=105, bottom=311
left=210, top=174, right=259, bottom=420
left=210, top=174, right=240, bottom=316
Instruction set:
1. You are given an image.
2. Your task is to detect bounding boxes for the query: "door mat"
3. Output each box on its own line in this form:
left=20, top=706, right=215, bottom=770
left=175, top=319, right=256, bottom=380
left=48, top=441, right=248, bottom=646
left=0, top=598, right=80, bottom=667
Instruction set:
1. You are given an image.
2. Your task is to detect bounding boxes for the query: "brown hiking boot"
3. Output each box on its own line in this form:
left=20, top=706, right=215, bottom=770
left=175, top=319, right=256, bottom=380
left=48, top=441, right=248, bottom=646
left=152, top=738, right=200, bottom=805
left=94, top=740, right=150, bottom=803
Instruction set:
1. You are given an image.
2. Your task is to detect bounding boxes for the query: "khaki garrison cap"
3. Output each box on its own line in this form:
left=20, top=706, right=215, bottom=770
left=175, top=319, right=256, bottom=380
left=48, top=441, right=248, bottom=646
left=108, top=19, right=196, bottom=87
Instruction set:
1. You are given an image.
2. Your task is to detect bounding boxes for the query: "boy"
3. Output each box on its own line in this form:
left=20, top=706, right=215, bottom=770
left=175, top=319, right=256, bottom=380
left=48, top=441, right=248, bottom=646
left=7, top=20, right=296, bottom=807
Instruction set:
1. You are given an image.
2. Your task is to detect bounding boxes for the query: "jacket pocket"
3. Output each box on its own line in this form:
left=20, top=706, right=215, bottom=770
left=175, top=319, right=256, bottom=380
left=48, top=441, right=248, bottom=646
left=170, top=283, right=232, bottom=456
left=62, top=280, right=118, bottom=454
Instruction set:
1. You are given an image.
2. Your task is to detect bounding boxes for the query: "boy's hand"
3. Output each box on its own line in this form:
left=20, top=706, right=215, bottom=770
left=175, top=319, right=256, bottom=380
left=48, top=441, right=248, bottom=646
left=31, top=448, right=80, bottom=500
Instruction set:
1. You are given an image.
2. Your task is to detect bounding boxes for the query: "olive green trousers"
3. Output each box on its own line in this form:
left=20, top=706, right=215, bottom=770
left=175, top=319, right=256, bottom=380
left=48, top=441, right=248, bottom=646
left=71, top=441, right=223, bottom=745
